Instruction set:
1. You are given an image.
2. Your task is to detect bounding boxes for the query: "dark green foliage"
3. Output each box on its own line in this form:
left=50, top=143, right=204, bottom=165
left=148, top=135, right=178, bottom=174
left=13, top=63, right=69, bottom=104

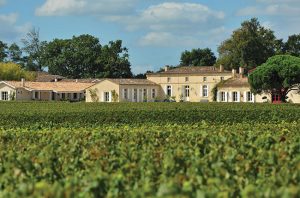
left=284, top=34, right=300, bottom=57
left=43, top=37, right=132, bottom=78
left=217, top=18, right=282, bottom=71
left=249, top=55, right=300, bottom=102
left=180, top=48, right=216, bottom=66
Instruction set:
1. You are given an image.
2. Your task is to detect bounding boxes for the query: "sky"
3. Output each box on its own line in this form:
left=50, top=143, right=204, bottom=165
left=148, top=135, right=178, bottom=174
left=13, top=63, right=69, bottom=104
left=0, top=0, right=300, bottom=74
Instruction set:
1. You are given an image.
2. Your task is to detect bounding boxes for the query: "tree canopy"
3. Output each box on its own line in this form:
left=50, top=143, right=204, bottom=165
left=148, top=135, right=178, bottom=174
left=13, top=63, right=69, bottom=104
left=42, top=35, right=132, bottom=79
left=180, top=48, right=216, bottom=66
left=0, top=62, right=35, bottom=81
left=217, top=18, right=282, bottom=71
left=248, top=55, right=300, bottom=102
left=283, top=34, right=300, bottom=57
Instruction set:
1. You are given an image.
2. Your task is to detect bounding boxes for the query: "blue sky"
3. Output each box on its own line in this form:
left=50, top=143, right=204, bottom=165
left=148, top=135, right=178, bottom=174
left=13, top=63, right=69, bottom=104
left=0, top=0, right=299, bottom=74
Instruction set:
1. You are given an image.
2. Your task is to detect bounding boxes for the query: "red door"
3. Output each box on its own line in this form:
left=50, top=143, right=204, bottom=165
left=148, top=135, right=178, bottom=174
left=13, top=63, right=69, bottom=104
left=272, top=94, right=281, bottom=103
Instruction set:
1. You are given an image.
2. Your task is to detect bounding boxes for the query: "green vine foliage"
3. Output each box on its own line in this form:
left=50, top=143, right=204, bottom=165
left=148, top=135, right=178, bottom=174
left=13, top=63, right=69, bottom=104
left=89, top=88, right=99, bottom=102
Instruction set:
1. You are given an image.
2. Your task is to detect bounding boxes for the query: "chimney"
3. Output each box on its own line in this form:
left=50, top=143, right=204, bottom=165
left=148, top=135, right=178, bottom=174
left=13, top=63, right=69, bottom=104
left=21, top=78, right=25, bottom=87
left=232, top=69, right=237, bottom=77
left=239, top=67, right=244, bottom=77
left=164, top=66, right=169, bottom=72
left=219, top=65, right=224, bottom=72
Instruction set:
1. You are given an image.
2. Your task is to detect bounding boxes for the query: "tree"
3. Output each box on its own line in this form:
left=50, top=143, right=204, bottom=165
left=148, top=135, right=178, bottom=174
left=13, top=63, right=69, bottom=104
left=217, top=18, right=282, bottom=71
left=42, top=35, right=132, bottom=78
left=180, top=48, right=216, bottom=66
left=284, top=34, right=300, bottom=57
left=248, top=55, right=300, bottom=102
left=43, top=35, right=103, bottom=78
left=21, top=28, right=47, bottom=71
left=0, top=62, right=35, bottom=81
left=100, top=40, right=132, bottom=78
left=7, top=43, right=24, bottom=65
left=0, top=41, right=8, bottom=61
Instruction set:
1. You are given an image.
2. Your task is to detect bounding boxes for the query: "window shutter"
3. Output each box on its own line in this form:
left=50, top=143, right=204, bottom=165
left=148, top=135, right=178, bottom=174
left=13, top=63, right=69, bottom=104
left=207, top=85, right=209, bottom=97
left=252, top=93, right=255, bottom=103
left=225, top=92, right=228, bottom=102
left=244, top=91, right=247, bottom=102
left=217, top=91, right=220, bottom=102
left=237, top=92, right=240, bottom=102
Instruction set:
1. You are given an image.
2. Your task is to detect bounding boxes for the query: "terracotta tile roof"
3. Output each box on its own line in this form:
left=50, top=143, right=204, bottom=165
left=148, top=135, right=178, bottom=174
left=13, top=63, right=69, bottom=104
left=3, top=81, right=95, bottom=92
left=149, top=66, right=231, bottom=75
left=107, top=79, right=158, bottom=85
left=218, top=77, right=250, bottom=88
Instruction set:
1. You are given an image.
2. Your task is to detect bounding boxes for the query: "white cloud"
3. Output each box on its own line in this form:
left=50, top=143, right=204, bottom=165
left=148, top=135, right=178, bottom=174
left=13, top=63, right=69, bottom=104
left=0, top=13, right=32, bottom=41
left=35, top=0, right=137, bottom=16
left=111, top=2, right=225, bottom=47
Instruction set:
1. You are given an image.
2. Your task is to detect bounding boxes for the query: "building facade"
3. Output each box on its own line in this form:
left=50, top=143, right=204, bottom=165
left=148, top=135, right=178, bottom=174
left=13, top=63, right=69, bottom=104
left=0, top=80, right=94, bottom=101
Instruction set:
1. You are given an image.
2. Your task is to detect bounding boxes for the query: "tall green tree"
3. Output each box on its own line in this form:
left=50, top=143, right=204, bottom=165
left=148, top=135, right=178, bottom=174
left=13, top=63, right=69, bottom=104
left=7, top=43, right=24, bottom=65
left=21, top=28, right=47, bottom=71
left=284, top=34, right=300, bottom=57
left=249, top=55, right=300, bottom=102
left=180, top=48, right=216, bottom=66
left=42, top=35, right=132, bottom=78
left=100, top=40, right=132, bottom=78
left=43, top=35, right=103, bottom=78
left=0, top=41, right=8, bottom=61
left=217, top=18, right=282, bottom=71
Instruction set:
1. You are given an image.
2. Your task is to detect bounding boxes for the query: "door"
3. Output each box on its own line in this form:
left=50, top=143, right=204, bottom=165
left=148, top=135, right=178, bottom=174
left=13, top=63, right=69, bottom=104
left=272, top=93, right=281, bottom=103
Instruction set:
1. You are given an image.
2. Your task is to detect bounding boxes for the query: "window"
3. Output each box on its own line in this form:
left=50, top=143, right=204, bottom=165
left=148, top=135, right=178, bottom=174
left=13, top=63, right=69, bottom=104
left=133, top=89, right=138, bottom=101
left=184, top=85, right=190, bottom=97
left=104, top=92, right=110, bottom=102
left=233, top=92, right=238, bottom=102
left=35, top=91, right=39, bottom=99
left=1, top=91, right=8, bottom=101
left=202, top=85, right=208, bottom=97
left=221, top=92, right=226, bottom=102
left=123, top=89, right=128, bottom=99
left=246, top=92, right=253, bottom=102
left=61, top=93, right=65, bottom=99
left=185, top=77, right=189, bottom=82
left=166, top=85, right=172, bottom=96
left=167, top=77, right=171, bottom=83
left=152, top=89, right=156, bottom=99
left=203, top=77, right=207, bottom=82
left=220, top=77, right=224, bottom=81
left=73, top=93, right=78, bottom=100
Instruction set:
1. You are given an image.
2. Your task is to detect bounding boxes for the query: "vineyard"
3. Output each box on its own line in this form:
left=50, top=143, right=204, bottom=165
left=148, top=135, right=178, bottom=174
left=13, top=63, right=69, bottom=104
left=0, top=102, right=300, bottom=197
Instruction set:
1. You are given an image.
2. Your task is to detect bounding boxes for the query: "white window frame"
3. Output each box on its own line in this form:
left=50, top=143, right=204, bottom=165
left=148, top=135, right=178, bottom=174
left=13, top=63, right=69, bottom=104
left=246, top=91, right=253, bottom=102
left=1, top=91, right=8, bottom=101
left=221, top=92, right=226, bottom=102
left=151, top=89, right=156, bottom=99
left=202, top=85, right=208, bottom=97
left=184, top=85, right=190, bottom=97
left=123, top=89, right=128, bottom=100
left=232, top=91, right=238, bottom=102
left=166, top=85, right=172, bottom=97
left=133, top=89, right=138, bottom=102
left=104, top=91, right=110, bottom=102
